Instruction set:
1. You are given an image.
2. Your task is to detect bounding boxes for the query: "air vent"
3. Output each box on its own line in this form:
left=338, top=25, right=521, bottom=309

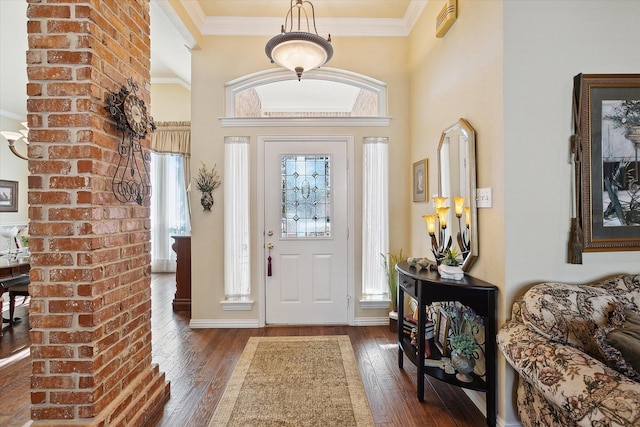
left=436, top=0, right=457, bottom=38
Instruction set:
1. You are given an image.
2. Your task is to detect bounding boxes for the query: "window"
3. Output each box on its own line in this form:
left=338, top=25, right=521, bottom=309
left=150, top=153, right=190, bottom=272
left=222, top=136, right=252, bottom=310
left=361, top=138, right=389, bottom=305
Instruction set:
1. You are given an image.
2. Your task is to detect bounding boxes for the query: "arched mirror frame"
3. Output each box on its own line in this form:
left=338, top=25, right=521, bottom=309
left=437, top=118, right=478, bottom=271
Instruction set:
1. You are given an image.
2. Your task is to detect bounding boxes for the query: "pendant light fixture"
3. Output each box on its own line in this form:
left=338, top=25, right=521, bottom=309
left=265, top=0, right=333, bottom=81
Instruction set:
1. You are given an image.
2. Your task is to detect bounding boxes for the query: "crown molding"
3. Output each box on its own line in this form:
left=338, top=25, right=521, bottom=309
left=151, top=76, right=191, bottom=90
left=179, top=0, right=428, bottom=37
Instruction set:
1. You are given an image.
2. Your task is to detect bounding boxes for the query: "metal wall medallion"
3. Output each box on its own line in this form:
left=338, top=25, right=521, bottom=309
left=105, top=78, right=155, bottom=205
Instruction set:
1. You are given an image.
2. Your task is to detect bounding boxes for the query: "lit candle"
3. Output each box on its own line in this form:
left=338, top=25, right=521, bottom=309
left=433, top=196, right=448, bottom=209
left=436, top=207, right=449, bottom=228
left=454, top=197, right=465, bottom=218
left=422, top=215, right=437, bottom=235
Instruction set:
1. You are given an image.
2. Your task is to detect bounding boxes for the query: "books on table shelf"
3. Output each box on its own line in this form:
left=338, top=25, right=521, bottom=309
left=403, top=315, right=434, bottom=339
left=405, top=316, right=435, bottom=358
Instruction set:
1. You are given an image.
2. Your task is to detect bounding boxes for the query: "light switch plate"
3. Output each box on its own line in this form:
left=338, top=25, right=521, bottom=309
left=477, top=187, right=492, bottom=208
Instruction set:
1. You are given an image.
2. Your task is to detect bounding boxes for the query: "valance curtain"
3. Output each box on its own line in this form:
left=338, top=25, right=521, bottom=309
left=150, top=121, right=191, bottom=273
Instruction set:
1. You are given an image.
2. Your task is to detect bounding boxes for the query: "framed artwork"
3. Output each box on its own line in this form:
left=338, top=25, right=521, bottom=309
left=572, top=74, right=640, bottom=253
left=435, top=306, right=450, bottom=356
left=0, top=180, right=18, bottom=212
left=413, top=159, right=427, bottom=202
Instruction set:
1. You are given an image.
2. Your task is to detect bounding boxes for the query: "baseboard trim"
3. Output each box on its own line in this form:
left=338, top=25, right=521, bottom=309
left=189, top=319, right=261, bottom=328
left=353, top=316, right=389, bottom=326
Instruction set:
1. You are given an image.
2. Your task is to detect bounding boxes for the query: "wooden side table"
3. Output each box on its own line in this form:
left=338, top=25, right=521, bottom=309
left=171, top=235, right=191, bottom=312
left=396, top=261, right=498, bottom=426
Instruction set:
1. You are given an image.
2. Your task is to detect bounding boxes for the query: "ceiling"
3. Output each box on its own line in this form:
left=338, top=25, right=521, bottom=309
left=0, top=1, right=427, bottom=120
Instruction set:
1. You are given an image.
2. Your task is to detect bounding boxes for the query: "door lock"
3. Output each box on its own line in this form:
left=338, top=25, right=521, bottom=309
left=267, top=230, right=274, bottom=237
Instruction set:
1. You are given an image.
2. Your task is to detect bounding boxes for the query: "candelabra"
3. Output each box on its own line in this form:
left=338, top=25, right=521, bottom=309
left=423, top=196, right=471, bottom=264
left=454, top=197, right=471, bottom=259
left=422, top=197, right=452, bottom=265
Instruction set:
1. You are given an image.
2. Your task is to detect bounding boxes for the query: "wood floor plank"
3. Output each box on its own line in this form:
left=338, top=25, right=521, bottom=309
left=0, top=273, right=487, bottom=427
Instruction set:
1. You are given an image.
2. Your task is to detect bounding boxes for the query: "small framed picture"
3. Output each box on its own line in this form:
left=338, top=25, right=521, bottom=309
left=435, top=306, right=450, bottom=356
left=0, top=180, right=18, bottom=212
left=413, top=159, right=427, bottom=202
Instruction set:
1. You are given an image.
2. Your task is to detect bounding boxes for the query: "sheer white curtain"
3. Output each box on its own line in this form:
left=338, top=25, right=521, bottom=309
left=224, top=137, right=251, bottom=301
left=150, top=122, right=191, bottom=273
left=362, top=137, right=389, bottom=299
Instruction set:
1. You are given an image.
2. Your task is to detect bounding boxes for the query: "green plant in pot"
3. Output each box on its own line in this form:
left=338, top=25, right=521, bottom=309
left=446, top=303, right=483, bottom=382
left=441, top=247, right=460, bottom=267
left=382, top=249, right=403, bottom=312
left=195, top=162, right=221, bottom=211
left=438, top=247, right=464, bottom=280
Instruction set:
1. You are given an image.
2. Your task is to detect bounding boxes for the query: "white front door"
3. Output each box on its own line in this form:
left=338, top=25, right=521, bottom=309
left=262, top=137, right=349, bottom=324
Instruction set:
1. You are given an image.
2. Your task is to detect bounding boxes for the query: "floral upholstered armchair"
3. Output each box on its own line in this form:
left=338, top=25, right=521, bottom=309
left=497, top=274, right=640, bottom=427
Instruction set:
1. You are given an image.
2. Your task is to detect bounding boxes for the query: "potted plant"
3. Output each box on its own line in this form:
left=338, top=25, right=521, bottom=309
left=446, top=304, right=483, bottom=382
left=382, top=250, right=403, bottom=331
left=194, top=162, right=221, bottom=211
left=437, top=247, right=463, bottom=280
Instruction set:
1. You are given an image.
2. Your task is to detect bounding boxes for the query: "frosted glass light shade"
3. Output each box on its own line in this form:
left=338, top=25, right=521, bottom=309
left=433, top=196, right=448, bottom=209
left=423, top=215, right=437, bottom=235
left=0, top=131, right=23, bottom=142
left=266, top=32, right=333, bottom=80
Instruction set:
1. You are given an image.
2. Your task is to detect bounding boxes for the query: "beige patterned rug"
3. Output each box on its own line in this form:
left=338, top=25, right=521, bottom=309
left=208, top=335, right=375, bottom=426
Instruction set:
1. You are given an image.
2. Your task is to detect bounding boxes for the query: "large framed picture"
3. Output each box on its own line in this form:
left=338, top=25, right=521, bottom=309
left=412, top=159, right=427, bottom=202
left=573, top=74, right=640, bottom=252
left=0, top=180, right=18, bottom=212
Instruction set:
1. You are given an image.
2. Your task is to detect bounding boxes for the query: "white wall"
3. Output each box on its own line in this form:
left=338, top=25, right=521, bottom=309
left=503, top=1, right=640, bottom=423
left=189, top=35, right=411, bottom=324
left=150, top=84, right=191, bottom=122
left=0, top=115, right=29, bottom=230
left=410, top=0, right=640, bottom=424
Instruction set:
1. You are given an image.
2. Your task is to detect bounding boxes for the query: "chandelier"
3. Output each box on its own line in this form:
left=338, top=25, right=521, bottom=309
left=265, top=0, right=333, bottom=81
left=0, top=122, right=29, bottom=160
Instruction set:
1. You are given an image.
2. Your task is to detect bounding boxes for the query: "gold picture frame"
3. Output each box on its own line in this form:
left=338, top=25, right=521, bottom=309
left=571, top=74, right=640, bottom=256
left=412, top=159, right=427, bottom=202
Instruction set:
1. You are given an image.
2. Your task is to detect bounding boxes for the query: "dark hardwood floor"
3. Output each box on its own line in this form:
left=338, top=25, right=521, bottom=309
left=1, top=273, right=486, bottom=427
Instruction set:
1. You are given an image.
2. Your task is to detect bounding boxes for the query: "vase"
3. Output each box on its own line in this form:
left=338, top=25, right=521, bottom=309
left=451, top=351, right=475, bottom=383
left=200, top=191, right=214, bottom=211
left=438, top=264, right=464, bottom=280
left=625, top=126, right=640, bottom=147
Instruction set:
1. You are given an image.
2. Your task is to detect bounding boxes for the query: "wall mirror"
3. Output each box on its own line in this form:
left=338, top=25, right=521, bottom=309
left=438, top=118, right=478, bottom=271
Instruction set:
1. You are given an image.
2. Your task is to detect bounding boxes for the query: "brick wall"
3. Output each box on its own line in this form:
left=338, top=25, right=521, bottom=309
left=26, top=1, right=169, bottom=424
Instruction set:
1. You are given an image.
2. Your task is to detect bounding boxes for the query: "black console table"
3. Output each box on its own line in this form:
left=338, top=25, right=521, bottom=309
left=396, top=261, right=497, bottom=427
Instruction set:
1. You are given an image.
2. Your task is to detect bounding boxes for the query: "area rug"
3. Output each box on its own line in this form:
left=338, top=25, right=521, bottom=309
left=208, top=335, right=375, bottom=426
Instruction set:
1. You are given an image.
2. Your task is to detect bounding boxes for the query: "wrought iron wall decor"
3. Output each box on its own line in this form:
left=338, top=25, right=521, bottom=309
left=105, top=78, right=155, bottom=205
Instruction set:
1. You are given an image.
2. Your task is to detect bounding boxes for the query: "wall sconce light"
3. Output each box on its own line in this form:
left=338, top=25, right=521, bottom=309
left=1, top=122, right=29, bottom=160
left=265, top=0, right=333, bottom=81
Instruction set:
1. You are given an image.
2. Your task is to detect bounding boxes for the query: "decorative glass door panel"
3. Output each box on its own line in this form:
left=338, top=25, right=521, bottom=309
left=281, top=155, right=331, bottom=238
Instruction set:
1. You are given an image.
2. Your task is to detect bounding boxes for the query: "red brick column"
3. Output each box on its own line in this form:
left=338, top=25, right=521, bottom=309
left=26, top=1, right=169, bottom=424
